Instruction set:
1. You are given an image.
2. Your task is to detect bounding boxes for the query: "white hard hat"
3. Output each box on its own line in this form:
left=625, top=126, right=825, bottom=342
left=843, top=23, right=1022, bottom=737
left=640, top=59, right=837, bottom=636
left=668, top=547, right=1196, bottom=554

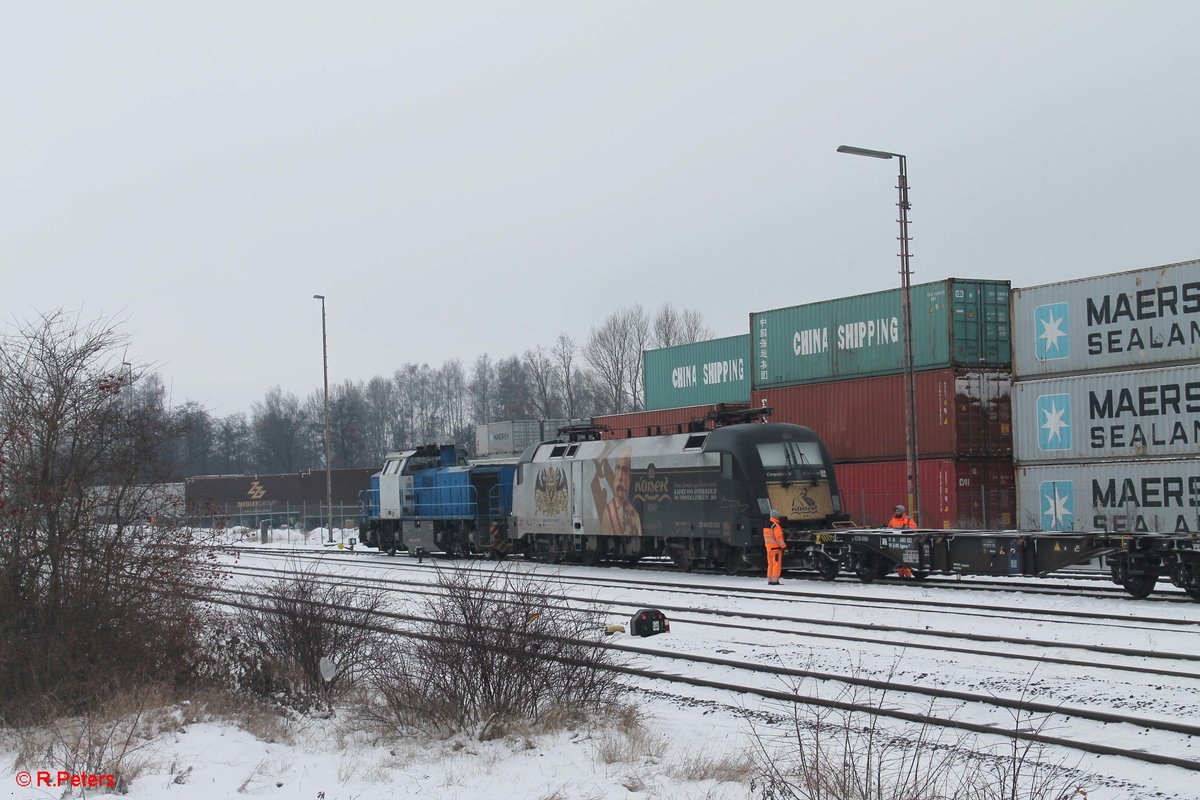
left=769, top=508, right=781, bottom=518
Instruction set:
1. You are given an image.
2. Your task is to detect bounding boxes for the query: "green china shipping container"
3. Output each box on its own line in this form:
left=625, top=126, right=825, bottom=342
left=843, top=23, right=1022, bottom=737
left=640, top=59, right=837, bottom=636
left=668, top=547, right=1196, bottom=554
left=751, top=278, right=1011, bottom=389
left=643, top=334, right=751, bottom=411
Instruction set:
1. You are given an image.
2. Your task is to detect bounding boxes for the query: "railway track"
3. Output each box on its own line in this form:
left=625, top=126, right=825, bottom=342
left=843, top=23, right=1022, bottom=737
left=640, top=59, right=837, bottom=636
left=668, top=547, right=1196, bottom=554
left=230, top=547, right=1200, bottom=634
left=231, top=540, right=1193, bottom=603
left=213, top=550, right=1200, bottom=773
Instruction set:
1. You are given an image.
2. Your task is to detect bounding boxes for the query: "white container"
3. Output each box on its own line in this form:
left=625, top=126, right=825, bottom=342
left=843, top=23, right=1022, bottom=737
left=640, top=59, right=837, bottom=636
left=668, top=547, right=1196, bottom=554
left=1011, top=259, right=1200, bottom=378
left=1013, top=364, right=1200, bottom=462
left=1015, top=459, right=1200, bottom=532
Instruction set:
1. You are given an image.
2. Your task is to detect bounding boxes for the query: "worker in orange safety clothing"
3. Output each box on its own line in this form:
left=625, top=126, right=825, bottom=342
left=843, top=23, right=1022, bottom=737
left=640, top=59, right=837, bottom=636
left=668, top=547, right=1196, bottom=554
left=763, top=508, right=786, bottom=585
left=888, top=504, right=917, bottom=529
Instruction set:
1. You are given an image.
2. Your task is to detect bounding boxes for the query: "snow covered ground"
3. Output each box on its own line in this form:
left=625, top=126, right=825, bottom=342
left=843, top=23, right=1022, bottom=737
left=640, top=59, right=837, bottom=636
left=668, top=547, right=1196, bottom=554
left=3, top=529, right=1198, bottom=799
left=4, top=697, right=753, bottom=800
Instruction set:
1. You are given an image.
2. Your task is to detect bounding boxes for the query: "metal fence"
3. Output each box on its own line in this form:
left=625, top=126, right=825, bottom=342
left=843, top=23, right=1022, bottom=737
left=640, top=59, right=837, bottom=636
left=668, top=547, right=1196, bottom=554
left=187, top=501, right=362, bottom=533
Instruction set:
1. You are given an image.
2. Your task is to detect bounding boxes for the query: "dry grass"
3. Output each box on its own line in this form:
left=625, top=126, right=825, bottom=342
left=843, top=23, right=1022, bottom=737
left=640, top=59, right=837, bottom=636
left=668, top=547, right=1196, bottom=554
left=667, top=745, right=755, bottom=784
left=749, top=660, right=1093, bottom=800
left=9, top=685, right=181, bottom=794
left=171, top=687, right=297, bottom=744
left=7, top=682, right=297, bottom=799
left=594, top=705, right=665, bottom=766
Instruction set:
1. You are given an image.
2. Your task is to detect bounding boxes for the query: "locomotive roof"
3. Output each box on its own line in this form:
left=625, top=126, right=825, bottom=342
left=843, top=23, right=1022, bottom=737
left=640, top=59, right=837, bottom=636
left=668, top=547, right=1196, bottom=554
left=518, top=422, right=823, bottom=464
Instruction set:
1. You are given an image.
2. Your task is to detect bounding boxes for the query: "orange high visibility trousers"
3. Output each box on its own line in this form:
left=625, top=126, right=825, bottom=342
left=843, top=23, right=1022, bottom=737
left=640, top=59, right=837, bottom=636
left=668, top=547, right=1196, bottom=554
left=766, top=547, right=783, bottom=582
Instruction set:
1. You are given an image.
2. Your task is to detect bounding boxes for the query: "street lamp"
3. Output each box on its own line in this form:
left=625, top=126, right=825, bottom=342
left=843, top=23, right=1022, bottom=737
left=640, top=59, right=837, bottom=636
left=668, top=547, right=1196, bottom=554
left=313, top=294, right=334, bottom=543
left=837, top=144, right=921, bottom=524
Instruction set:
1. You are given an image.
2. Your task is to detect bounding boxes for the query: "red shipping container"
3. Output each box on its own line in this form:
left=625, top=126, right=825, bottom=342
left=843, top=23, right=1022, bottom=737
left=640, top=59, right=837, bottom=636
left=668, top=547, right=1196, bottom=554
left=751, top=369, right=1011, bottom=462
left=834, top=458, right=1015, bottom=530
left=594, top=403, right=750, bottom=440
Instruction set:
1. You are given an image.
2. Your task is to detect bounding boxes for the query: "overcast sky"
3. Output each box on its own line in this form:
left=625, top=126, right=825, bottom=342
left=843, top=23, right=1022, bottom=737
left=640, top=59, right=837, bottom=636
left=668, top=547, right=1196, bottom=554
left=4, top=2, right=1197, bottom=415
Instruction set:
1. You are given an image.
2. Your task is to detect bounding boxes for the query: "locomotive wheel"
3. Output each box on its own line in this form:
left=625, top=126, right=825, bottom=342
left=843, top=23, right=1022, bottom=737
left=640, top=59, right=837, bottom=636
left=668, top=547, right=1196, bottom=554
left=816, top=554, right=840, bottom=581
left=720, top=545, right=749, bottom=576
left=670, top=545, right=695, bottom=572
left=580, top=537, right=603, bottom=567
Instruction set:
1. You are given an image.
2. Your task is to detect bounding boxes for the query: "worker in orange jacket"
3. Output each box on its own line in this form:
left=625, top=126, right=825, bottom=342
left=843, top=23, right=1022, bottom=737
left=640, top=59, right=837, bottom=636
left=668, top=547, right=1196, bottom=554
left=888, top=504, right=917, bottom=529
left=763, top=508, right=786, bottom=585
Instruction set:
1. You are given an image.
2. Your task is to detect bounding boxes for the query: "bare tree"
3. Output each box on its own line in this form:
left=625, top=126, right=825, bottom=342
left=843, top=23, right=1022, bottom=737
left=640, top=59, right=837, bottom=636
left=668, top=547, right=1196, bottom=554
left=651, top=303, right=713, bottom=349
left=582, top=315, right=628, bottom=414
left=583, top=306, right=650, bottom=413
left=523, top=345, right=562, bottom=420
left=678, top=306, right=712, bottom=343
left=0, top=311, right=218, bottom=718
left=436, top=360, right=471, bottom=451
left=395, top=363, right=441, bottom=445
left=624, top=304, right=651, bottom=411
left=362, top=375, right=397, bottom=462
left=469, top=354, right=495, bottom=425
left=552, top=333, right=581, bottom=419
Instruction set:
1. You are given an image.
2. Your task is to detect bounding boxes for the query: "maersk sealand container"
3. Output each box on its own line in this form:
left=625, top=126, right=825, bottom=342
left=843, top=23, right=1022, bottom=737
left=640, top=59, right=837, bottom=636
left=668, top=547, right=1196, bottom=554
left=1011, top=259, right=1200, bottom=378
left=751, top=279, right=1010, bottom=389
left=643, top=334, right=751, bottom=411
left=1012, top=363, right=1200, bottom=463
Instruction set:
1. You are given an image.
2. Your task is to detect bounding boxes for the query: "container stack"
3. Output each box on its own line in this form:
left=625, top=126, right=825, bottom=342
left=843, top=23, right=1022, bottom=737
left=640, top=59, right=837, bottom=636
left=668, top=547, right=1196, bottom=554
left=750, top=278, right=1015, bottom=528
left=642, top=334, right=751, bottom=412
left=1010, top=259, right=1200, bottom=533
left=590, top=335, right=753, bottom=438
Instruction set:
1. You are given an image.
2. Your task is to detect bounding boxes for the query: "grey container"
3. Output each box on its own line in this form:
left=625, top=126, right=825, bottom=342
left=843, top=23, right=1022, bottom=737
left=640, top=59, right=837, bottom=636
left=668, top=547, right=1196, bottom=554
left=643, top=334, right=751, bottom=411
left=1013, top=364, right=1200, bottom=463
left=1015, top=458, right=1200, bottom=532
left=1011, top=259, right=1200, bottom=378
left=475, top=419, right=574, bottom=456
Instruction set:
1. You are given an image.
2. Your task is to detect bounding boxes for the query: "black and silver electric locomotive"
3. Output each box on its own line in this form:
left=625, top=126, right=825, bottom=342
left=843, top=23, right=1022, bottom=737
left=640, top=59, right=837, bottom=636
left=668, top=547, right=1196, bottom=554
left=509, top=421, right=852, bottom=572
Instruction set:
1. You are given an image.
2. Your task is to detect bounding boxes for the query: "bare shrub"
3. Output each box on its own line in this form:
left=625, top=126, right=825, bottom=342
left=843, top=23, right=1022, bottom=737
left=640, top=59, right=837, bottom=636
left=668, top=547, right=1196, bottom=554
left=359, top=564, right=622, bottom=739
left=750, top=663, right=1091, bottom=800
left=229, top=566, right=387, bottom=710
left=0, top=311, right=222, bottom=721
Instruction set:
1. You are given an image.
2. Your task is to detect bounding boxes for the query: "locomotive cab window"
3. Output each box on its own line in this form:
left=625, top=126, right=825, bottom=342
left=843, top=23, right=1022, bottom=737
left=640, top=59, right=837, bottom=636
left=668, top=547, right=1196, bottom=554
left=549, top=445, right=568, bottom=459
left=683, top=434, right=707, bottom=451
left=756, top=441, right=825, bottom=484
left=566, top=444, right=579, bottom=457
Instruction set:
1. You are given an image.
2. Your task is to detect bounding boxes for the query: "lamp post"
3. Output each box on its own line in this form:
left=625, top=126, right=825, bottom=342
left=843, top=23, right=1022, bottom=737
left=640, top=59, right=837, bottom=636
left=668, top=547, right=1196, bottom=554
left=313, top=294, right=334, bottom=543
left=837, top=145, right=920, bottom=524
